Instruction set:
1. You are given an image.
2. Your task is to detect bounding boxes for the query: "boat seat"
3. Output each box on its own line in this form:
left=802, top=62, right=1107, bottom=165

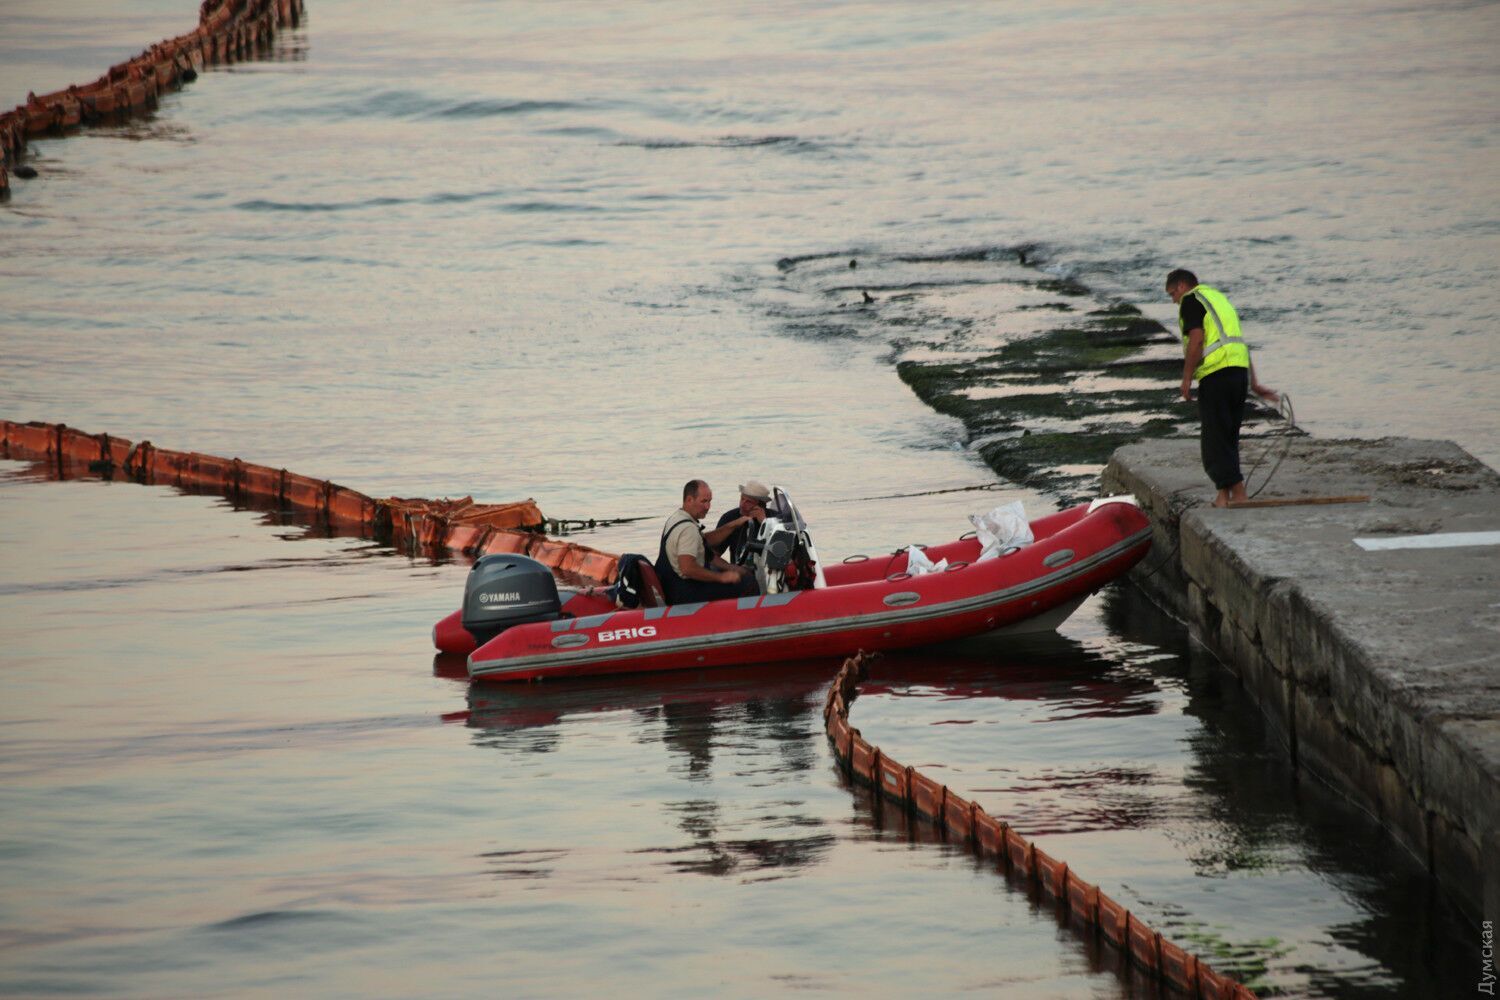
left=634, top=560, right=667, bottom=609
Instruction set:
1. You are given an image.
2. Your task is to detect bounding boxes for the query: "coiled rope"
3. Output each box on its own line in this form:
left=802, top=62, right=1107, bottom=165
left=1244, top=392, right=1299, bottom=500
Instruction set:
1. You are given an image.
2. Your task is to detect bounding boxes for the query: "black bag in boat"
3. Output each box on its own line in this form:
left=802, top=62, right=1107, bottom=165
left=610, top=553, right=652, bottom=609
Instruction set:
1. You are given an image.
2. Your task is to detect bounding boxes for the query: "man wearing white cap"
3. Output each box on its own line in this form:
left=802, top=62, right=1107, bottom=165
left=706, top=479, right=771, bottom=564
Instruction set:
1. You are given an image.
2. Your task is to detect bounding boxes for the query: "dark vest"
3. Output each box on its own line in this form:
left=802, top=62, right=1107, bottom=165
left=653, top=514, right=702, bottom=604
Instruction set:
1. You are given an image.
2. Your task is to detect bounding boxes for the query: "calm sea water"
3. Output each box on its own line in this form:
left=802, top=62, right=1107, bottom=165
left=1, top=1, right=1492, bottom=996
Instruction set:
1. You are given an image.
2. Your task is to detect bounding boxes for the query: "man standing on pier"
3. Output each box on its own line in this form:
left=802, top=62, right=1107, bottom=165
left=1166, top=269, right=1280, bottom=507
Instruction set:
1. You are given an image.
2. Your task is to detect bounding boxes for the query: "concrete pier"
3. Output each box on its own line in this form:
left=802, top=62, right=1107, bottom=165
left=1102, top=436, right=1499, bottom=923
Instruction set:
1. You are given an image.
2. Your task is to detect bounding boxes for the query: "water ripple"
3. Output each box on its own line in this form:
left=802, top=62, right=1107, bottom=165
left=202, top=909, right=353, bottom=933
left=617, top=134, right=825, bottom=154
left=234, top=193, right=608, bottom=214
left=426, top=98, right=584, bottom=119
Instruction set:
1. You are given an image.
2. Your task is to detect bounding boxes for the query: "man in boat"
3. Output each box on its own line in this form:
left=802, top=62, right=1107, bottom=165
left=1166, top=269, right=1280, bottom=508
left=655, top=480, right=758, bottom=604
left=706, top=479, right=770, bottom=564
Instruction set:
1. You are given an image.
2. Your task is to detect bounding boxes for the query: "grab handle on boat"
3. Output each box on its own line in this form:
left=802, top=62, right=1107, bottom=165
left=960, top=530, right=977, bottom=540
left=843, top=554, right=870, bottom=564
left=886, top=571, right=913, bottom=582
left=944, top=561, right=970, bottom=572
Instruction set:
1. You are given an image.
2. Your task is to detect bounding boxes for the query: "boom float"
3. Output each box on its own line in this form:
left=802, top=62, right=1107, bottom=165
left=0, top=0, right=306, bottom=198
left=826, top=651, right=1257, bottom=999
left=0, top=418, right=618, bottom=584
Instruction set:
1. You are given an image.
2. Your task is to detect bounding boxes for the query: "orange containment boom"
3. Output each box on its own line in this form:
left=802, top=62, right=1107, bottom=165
left=824, top=651, right=1259, bottom=1000
left=0, top=0, right=307, bottom=198
left=1, top=419, right=620, bottom=586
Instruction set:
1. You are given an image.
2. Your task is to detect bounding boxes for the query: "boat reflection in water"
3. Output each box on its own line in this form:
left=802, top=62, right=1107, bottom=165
left=444, top=624, right=1159, bottom=753
left=449, top=657, right=839, bottom=737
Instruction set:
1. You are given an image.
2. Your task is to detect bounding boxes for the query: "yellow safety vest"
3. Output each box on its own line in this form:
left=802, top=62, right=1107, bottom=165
left=1180, top=284, right=1250, bottom=380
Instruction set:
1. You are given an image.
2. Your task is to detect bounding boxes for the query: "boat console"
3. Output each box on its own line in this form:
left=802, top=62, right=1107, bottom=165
left=734, top=487, right=825, bottom=595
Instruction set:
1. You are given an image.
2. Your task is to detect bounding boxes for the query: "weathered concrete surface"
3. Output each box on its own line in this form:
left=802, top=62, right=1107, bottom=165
left=1103, top=436, right=1500, bottom=923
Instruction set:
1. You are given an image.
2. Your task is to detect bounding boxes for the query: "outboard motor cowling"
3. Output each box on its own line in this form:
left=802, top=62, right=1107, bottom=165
left=461, top=554, right=563, bottom=645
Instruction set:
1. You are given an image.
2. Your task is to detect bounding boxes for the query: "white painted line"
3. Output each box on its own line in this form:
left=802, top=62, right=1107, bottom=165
left=1354, top=531, right=1500, bottom=551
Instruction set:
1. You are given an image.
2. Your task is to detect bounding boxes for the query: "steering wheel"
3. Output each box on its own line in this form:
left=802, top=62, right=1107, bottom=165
left=735, top=518, right=767, bottom=567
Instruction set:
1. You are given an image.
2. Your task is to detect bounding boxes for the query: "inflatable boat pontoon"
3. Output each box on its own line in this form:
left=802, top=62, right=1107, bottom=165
left=433, top=492, right=1151, bottom=682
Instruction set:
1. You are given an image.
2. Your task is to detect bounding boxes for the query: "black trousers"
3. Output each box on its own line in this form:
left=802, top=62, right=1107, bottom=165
left=668, top=573, right=757, bottom=605
left=1198, top=367, right=1248, bottom=489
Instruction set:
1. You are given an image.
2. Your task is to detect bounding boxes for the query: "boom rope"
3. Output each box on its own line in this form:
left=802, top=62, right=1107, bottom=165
left=0, top=0, right=306, bottom=198
left=824, top=650, right=1258, bottom=1000
left=1244, top=392, right=1299, bottom=500
left=0, top=418, right=620, bottom=586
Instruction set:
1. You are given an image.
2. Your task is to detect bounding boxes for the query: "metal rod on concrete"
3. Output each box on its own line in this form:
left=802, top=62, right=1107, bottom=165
left=1226, top=495, right=1370, bottom=509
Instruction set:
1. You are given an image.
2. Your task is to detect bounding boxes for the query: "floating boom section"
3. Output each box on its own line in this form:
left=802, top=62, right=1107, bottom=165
left=826, top=651, right=1258, bottom=1000
left=0, top=419, right=619, bottom=585
left=0, top=0, right=307, bottom=198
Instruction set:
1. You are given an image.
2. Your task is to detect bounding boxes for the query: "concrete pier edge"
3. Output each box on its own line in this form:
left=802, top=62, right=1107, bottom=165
left=1102, top=435, right=1499, bottom=924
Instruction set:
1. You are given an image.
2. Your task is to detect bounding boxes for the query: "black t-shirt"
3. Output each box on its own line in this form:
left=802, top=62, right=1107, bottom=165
left=1178, top=293, right=1206, bottom=335
left=713, top=508, right=752, bottom=562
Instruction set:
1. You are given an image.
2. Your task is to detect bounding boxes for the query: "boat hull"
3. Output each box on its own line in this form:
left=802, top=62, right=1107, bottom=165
left=458, top=500, right=1151, bottom=682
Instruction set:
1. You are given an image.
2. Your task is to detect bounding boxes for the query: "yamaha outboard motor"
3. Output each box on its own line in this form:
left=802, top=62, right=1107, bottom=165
left=461, top=554, right=563, bottom=646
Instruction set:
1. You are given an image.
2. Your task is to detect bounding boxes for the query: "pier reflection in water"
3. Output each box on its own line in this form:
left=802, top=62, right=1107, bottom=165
left=852, top=587, right=1473, bottom=995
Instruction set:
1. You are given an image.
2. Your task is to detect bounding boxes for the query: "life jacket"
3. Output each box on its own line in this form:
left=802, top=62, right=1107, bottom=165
left=1180, top=284, right=1250, bottom=380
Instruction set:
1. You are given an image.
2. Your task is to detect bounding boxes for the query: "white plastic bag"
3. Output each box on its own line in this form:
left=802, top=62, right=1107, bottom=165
left=904, top=545, right=948, bottom=576
left=970, top=500, right=1033, bottom=561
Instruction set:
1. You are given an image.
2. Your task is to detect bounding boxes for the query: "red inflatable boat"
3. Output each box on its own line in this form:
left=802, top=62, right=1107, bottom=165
left=434, top=495, right=1150, bottom=683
